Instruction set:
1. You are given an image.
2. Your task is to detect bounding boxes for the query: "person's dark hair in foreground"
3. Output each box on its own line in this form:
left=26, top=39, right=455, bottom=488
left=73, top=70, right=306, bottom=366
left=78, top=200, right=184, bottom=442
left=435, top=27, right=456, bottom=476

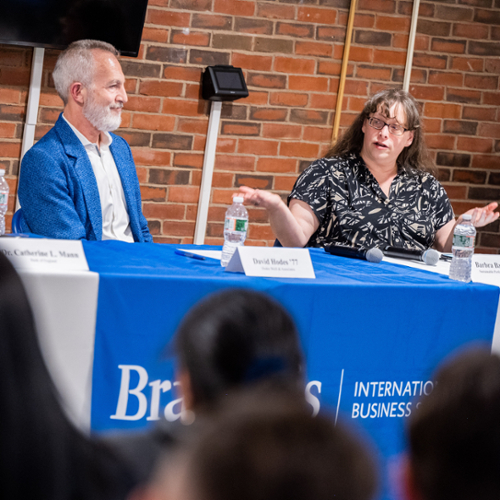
left=406, top=347, right=500, bottom=500
left=175, top=288, right=305, bottom=410
left=0, top=252, right=131, bottom=500
left=106, top=289, right=305, bottom=490
left=149, top=389, right=379, bottom=500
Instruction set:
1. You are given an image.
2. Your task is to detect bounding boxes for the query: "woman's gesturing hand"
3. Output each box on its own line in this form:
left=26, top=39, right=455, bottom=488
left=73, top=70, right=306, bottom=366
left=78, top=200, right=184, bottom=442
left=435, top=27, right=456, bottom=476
left=461, top=202, right=499, bottom=228
left=235, top=186, right=318, bottom=247
left=237, top=186, right=283, bottom=212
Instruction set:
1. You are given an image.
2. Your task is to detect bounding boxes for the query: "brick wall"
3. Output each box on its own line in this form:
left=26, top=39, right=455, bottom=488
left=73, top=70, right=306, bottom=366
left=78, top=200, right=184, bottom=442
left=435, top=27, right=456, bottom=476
left=0, top=0, right=498, bottom=251
left=412, top=0, right=500, bottom=252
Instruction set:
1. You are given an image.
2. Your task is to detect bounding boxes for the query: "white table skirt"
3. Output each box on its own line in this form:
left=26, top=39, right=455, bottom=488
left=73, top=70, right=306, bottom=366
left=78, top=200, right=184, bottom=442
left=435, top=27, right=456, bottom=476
left=19, top=270, right=99, bottom=432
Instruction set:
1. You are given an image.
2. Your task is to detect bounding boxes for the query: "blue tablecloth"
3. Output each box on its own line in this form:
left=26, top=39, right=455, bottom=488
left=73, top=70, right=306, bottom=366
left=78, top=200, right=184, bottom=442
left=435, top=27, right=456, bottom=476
left=83, top=240, right=499, bottom=500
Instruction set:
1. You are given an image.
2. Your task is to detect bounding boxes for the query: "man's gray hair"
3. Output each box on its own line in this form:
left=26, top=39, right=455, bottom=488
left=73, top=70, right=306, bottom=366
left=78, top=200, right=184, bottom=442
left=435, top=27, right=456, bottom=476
left=52, top=40, right=120, bottom=105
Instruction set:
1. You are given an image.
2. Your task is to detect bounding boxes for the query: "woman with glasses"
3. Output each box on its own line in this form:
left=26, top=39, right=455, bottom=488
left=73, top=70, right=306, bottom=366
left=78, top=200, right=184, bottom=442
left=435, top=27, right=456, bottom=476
left=238, top=88, right=497, bottom=252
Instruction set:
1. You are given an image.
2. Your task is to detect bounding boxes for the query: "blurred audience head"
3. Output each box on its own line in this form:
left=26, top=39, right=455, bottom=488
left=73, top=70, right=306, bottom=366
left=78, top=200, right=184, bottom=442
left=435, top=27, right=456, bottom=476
left=149, top=388, right=378, bottom=500
left=174, top=288, right=304, bottom=411
left=0, top=252, right=130, bottom=499
left=406, top=346, right=500, bottom=500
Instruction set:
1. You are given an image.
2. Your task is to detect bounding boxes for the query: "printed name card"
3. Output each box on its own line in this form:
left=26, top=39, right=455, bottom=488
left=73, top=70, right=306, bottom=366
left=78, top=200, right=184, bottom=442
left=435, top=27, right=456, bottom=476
left=225, top=246, right=315, bottom=279
left=472, top=254, right=500, bottom=287
left=0, top=238, right=89, bottom=272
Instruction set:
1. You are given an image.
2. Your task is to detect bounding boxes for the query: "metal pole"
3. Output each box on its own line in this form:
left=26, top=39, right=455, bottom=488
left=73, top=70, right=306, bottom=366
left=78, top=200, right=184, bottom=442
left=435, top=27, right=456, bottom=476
left=17, top=46, right=45, bottom=210
left=331, top=0, right=358, bottom=144
left=193, top=100, right=222, bottom=245
left=403, top=0, right=421, bottom=91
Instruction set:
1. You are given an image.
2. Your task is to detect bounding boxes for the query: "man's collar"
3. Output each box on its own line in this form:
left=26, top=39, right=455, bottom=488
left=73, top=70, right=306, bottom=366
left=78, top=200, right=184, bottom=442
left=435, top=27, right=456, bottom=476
left=62, top=114, right=113, bottom=148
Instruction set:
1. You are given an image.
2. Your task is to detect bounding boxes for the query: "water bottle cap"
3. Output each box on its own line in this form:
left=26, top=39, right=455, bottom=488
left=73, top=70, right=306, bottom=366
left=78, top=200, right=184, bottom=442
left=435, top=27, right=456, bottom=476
left=0, top=169, right=5, bottom=177
left=233, top=196, right=244, bottom=203
left=462, top=214, right=472, bottom=221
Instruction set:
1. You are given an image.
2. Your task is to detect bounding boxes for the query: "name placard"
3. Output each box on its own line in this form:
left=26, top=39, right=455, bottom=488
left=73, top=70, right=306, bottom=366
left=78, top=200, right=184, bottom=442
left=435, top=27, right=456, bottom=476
left=225, top=246, right=315, bottom=279
left=0, top=238, right=89, bottom=272
left=472, top=254, right=500, bottom=287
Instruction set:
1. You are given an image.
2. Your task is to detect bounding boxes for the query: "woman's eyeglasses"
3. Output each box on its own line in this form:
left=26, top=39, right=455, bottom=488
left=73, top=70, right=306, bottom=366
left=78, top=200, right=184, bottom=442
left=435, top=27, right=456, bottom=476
left=368, top=117, right=408, bottom=136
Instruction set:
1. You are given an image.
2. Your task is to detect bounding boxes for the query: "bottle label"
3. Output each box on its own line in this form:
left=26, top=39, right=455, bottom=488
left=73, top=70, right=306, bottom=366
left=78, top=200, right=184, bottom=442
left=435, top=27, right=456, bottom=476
left=453, top=234, right=474, bottom=248
left=0, top=193, right=7, bottom=206
left=225, top=217, right=247, bottom=232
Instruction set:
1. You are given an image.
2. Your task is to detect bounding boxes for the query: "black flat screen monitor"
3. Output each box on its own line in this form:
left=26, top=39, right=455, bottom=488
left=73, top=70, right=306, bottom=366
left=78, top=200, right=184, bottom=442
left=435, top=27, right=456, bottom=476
left=0, top=0, right=149, bottom=57
left=202, top=66, right=249, bottom=102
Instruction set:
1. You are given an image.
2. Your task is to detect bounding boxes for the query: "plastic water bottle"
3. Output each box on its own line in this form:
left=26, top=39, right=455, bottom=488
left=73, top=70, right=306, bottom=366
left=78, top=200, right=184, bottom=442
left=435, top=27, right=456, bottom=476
left=449, top=214, right=476, bottom=283
left=0, top=169, right=9, bottom=236
left=221, top=196, right=248, bottom=267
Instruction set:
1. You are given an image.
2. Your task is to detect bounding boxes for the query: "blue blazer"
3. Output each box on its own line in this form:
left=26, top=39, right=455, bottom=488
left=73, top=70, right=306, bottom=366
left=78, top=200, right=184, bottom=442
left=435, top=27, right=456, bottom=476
left=18, top=114, right=152, bottom=242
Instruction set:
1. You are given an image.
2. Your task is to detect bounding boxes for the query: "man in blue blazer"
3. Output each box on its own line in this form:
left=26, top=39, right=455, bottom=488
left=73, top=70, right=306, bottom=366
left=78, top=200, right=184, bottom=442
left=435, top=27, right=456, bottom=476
left=18, top=40, right=153, bottom=242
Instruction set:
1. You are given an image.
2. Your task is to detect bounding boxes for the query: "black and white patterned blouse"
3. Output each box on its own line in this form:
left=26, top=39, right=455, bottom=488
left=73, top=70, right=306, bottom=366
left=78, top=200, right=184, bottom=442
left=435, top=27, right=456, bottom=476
left=288, top=154, right=454, bottom=250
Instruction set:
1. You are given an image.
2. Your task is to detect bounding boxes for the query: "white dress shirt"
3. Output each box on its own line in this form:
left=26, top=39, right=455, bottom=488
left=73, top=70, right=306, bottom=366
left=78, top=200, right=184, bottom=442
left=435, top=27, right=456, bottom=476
left=63, top=115, right=134, bottom=242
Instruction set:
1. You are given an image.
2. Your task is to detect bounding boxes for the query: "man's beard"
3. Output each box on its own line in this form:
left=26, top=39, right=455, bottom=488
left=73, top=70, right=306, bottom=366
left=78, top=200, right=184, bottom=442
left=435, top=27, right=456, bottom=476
left=83, top=91, right=123, bottom=132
